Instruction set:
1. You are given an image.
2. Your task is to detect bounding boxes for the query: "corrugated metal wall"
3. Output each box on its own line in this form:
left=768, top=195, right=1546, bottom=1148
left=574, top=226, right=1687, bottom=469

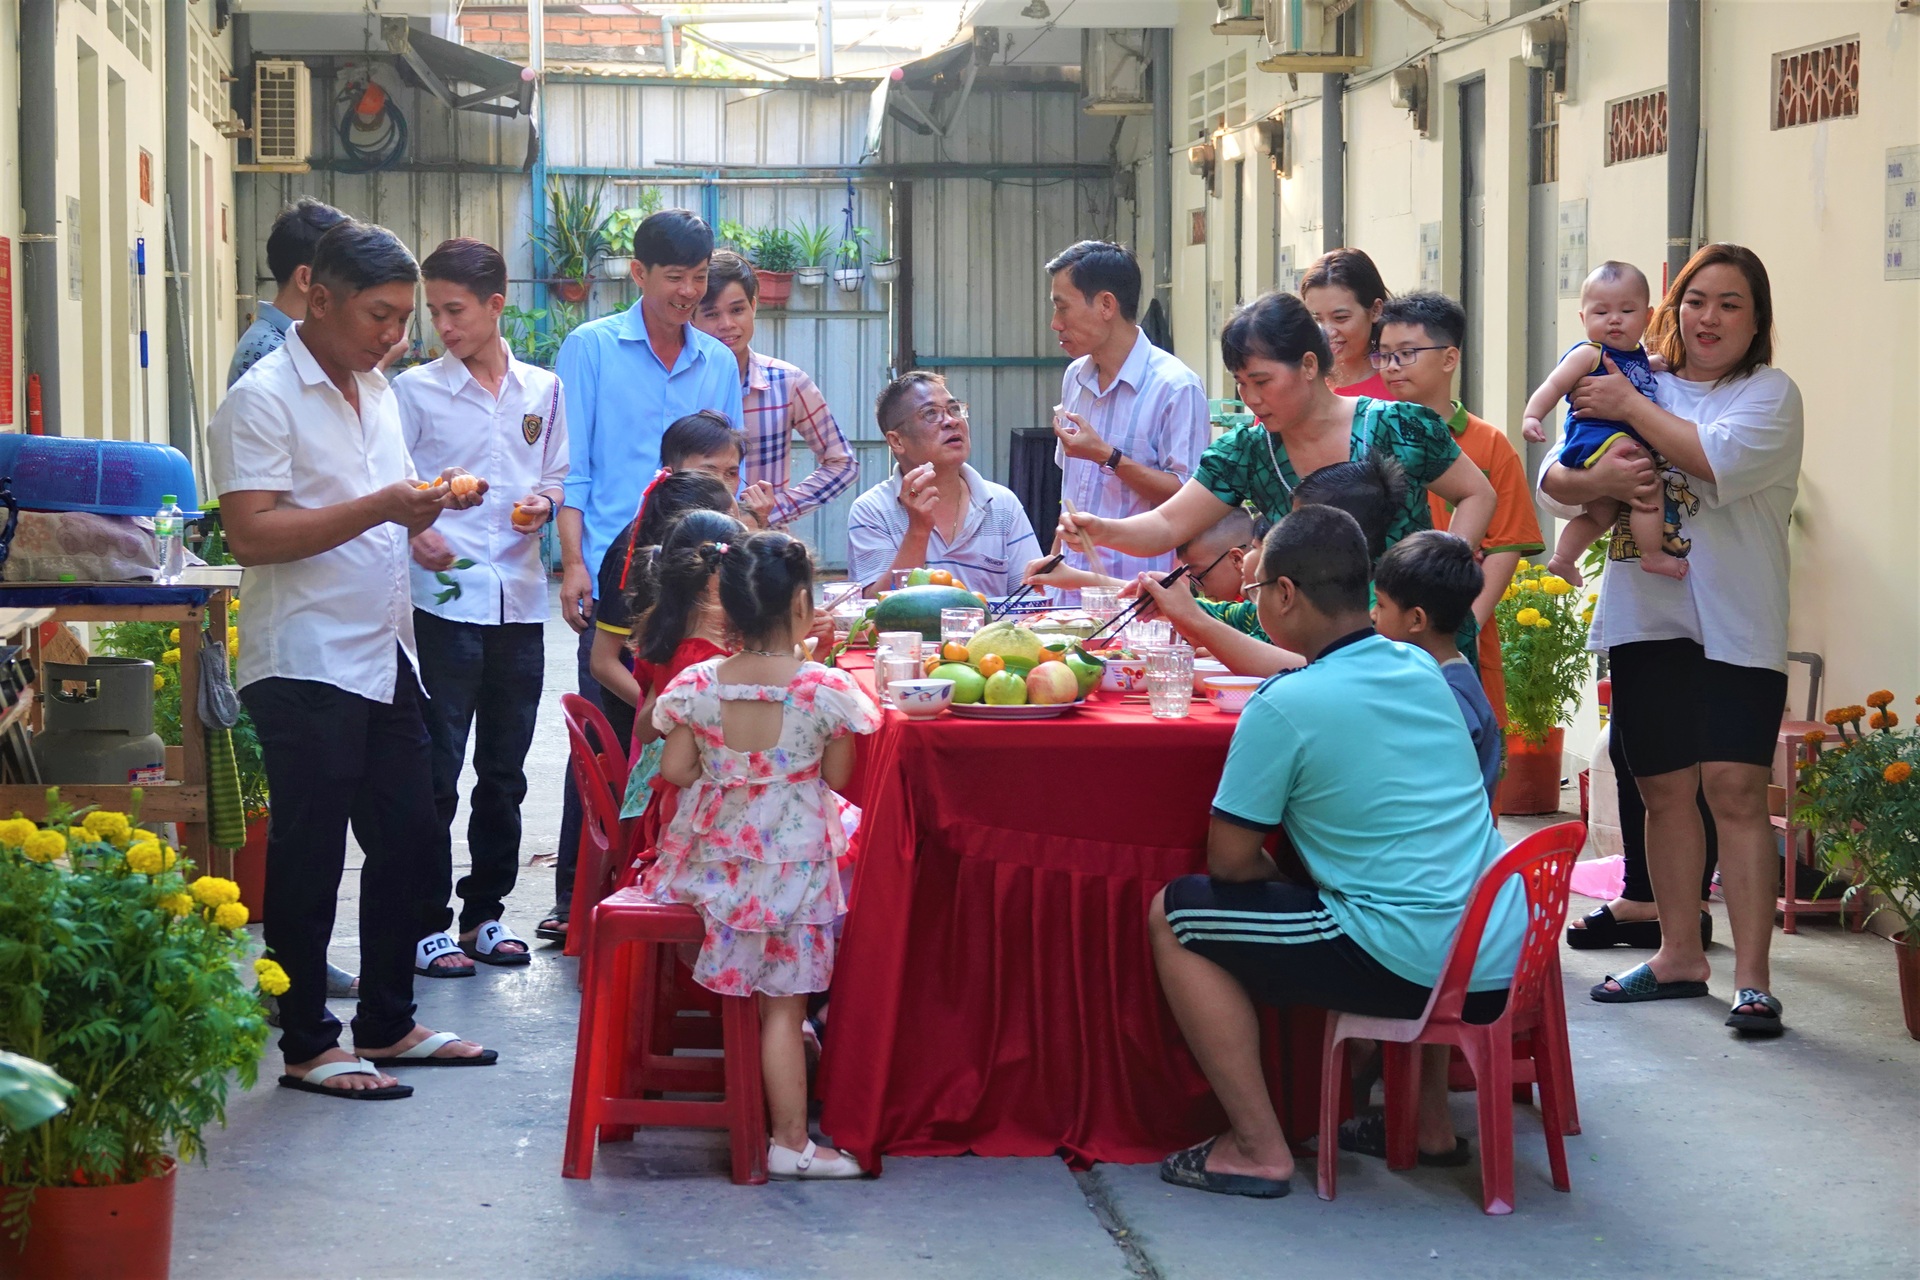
left=238, top=71, right=1115, bottom=568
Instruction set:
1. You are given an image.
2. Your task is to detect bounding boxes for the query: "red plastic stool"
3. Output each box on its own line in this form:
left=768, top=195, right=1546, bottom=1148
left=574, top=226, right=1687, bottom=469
left=562, top=888, right=768, bottom=1184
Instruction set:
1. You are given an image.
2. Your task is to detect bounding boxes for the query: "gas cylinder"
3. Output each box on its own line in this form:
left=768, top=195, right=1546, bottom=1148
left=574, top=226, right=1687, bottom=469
left=32, top=658, right=168, bottom=786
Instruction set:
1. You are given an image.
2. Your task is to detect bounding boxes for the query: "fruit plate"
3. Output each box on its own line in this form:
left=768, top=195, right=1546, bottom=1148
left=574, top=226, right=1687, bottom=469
left=947, top=700, right=1085, bottom=720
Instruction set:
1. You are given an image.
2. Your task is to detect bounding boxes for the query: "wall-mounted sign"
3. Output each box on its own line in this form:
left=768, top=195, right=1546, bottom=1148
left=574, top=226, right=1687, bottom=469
left=1888, top=145, right=1919, bottom=282
left=1555, top=198, right=1588, bottom=297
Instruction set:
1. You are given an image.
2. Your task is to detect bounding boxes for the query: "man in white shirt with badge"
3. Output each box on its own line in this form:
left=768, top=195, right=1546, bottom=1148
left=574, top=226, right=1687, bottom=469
left=1039, top=241, right=1209, bottom=594
left=210, top=219, right=497, bottom=1099
left=393, top=238, right=568, bottom=977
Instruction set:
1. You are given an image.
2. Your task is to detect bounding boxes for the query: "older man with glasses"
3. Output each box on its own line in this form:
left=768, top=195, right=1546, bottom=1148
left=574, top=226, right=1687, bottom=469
left=847, top=370, right=1042, bottom=598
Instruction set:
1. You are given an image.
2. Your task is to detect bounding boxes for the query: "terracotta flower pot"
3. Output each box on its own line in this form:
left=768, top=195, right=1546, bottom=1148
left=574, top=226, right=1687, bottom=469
left=1497, top=727, right=1566, bottom=816
left=756, top=270, right=794, bottom=308
left=1895, top=932, right=1920, bottom=1041
left=0, top=1159, right=176, bottom=1280
left=550, top=278, right=592, bottom=304
left=233, top=811, right=269, bottom=923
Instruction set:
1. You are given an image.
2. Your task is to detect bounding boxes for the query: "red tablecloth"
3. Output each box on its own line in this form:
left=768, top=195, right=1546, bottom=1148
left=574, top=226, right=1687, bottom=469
left=820, top=654, right=1322, bottom=1170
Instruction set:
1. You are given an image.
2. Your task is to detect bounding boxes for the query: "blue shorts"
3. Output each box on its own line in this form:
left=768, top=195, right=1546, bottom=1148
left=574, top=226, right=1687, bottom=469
left=1559, top=418, right=1648, bottom=470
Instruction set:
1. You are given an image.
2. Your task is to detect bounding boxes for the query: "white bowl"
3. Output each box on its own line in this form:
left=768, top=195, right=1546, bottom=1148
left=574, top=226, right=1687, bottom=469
left=1191, top=658, right=1230, bottom=695
left=1203, top=675, right=1264, bottom=714
left=1099, top=654, right=1148, bottom=695
left=888, top=678, right=955, bottom=719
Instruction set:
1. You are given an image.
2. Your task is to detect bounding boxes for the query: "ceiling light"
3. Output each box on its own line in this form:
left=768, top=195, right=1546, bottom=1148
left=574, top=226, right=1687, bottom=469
left=1020, top=0, right=1051, bottom=18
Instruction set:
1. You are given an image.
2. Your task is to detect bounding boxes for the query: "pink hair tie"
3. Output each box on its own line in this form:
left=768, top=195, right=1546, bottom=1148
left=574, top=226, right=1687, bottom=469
left=712, top=541, right=731, bottom=555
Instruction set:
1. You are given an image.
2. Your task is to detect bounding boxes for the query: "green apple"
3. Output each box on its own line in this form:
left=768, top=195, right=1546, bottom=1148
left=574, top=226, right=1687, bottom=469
left=907, top=567, right=932, bottom=586
left=932, top=662, right=986, bottom=704
left=983, top=670, right=1028, bottom=706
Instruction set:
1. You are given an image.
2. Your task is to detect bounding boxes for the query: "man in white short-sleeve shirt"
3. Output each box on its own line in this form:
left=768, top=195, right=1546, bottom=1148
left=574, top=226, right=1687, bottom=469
left=209, top=219, right=496, bottom=1098
left=393, top=237, right=568, bottom=977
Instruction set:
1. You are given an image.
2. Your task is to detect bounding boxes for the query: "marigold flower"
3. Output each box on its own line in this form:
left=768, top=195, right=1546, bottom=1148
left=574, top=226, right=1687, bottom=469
left=126, top=840, right=166, bottom=875
left=1515, top=607, right=1542, bottom=627
left=1542, top=577, right=1573, bottom=595
left=1802, top=729, right=1826, bottom=744
left=160, top=648, right=180, bottom=667
left=81, top=811, right=132, bottom=844
left=152, top=673, right=165, bottom=692
left=157, top=892, right=193, bottom=917
left=254, top=958, right=290, bottom=996
left=168, top=628, right=181, bottom=644
left=0, top=817, right=38, bottom=848
left=1870, top=711, right=1900, bottom=730
left=1516, top=559, right=1531, bottom=572
left=1535, top=616, right=1553, bottom=628
left=22, top=830, right=66, bottom=863
left=189, top=875, right=241, bottom=907
left=227, top=626, right=240, bottom=651
left=1501, top=585, right=1518, bottom=602
left=1521, top=579, right=1542, bottom=592
left=1867, top=690, right=1895, bottom=709
left=1883, top=762, right=1913, bottom=784
left=213, top=901, right=250, bottom=930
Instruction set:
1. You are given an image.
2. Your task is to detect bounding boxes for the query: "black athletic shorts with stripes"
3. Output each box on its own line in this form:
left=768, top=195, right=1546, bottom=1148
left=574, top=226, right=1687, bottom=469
left=1163, top=876, right=1508, bottom=1024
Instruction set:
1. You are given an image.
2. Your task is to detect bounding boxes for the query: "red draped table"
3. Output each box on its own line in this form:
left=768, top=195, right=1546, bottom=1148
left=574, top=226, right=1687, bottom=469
left=819, top=653, right=1324, bottom=1171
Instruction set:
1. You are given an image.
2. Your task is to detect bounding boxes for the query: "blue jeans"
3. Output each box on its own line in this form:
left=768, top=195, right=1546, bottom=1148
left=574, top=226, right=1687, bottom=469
left=414, top=610, right=545, bottom=933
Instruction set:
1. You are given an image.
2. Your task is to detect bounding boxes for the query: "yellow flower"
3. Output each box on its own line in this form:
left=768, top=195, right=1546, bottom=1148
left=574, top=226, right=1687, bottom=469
left=254, top=958, right=290, bottom=996
left=1541, top=576, right=1573, bottom=595
left=1867, top=690, right=1895, bottom=710
left=0, top=817, right=38, bottom=848
left=189, top=875, right=241, bottom=908
left=1534, top=616, right=1553, bottom=628
left=1515, top=607, right=1542, bottom=627
left=159, top=892, right=194, bottom=917
left=160, top=648, right=181, bottom=667
left=152, top=673, right=165, bottom=692
left=213, top=901, right=250, bottom=930
left=134, top=828, right=159, bottom=843
left=22, top=830, right=65, bottom=863
left=126, top=840, right=166, bottom=874
left=1886, top=762, right=1913, bottom=785
left=227, top=626, right=240, bottom=651
left=82, top=810, right=132, bottom=844
left=168, top=628, right=181, bottom=644
left=1520, top=579, right=1542, bottom=592
left=1500, top=585, right=1518, bottom=602
left=1516, top=559, right=1532, bottom=572
left=228, top=597, right=240, bottom=615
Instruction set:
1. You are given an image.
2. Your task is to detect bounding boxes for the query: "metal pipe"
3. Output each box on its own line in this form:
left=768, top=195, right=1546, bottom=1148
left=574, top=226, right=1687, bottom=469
left=164, top=0, right=193, bottom=454
left=18, top=0, right=61, bottom=434
left=1666, top=0, right=1700, bottom=286
left=818, top=2, right=834, bottom=80
left=893, top=180, right=914, bottom=374
left=676, top=27, right=796, bottom=81
left=1321, top=73, right=1345, bottom=251
left=529, top=0, right=548, bottom=309
left=1150, top=27, right=1172, bottom=328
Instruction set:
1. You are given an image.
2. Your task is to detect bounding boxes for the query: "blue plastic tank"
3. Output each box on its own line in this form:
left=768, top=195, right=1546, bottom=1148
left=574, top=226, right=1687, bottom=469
left=0, top=436, right=201, bottom=518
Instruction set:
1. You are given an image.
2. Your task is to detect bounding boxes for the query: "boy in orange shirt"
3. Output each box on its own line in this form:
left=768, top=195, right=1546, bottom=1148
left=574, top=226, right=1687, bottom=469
left=1375, top=293, right=1543, bottom=726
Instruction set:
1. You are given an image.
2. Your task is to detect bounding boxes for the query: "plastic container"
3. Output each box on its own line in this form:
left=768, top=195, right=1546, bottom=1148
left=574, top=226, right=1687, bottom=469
left=0, top=435, right=199, bottom=517
left=154, top=495, right=184, bottom=584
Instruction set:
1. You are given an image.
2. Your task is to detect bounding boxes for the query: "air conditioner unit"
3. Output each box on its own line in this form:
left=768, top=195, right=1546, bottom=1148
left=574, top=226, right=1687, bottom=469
left=1214, top=0, right=1266, bottom=35
left=252, top=60, right=311, bottom=165
left=1080, top=29, right=1153, bottom=116
left=1259, top=0, right=1369, bottom=74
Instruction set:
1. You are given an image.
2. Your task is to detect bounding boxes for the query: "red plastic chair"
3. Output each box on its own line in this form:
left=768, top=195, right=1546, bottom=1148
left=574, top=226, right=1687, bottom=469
left=561, top=888, right=767, bottom=1185
left=561, top=693, right=633, bottom=960
left=1316, top=821, right=1584, bottom=1214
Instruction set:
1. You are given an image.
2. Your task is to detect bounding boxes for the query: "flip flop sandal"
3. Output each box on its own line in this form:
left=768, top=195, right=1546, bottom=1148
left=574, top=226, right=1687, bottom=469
left=277, top=1058, right=414, bottom=1101
left=360, top=1029, right=499, bottom=1068
left=535, top=906, right=569, bottom=944
left=414, top=931, right=476, bottom=978
left=1725, top=989, right=1785, bottom=1037
left=1158, top=1136, right=1291, bottom=1199
left=1565, top=905, right=1662, bottom=950
left=1336, top=1113, right=1472, bottom=1167
left=325, top=962, right=361, bottom=999
left=1590, top=961, right=1710, bottom=1004
left=461, top=920, right=532, bottom=967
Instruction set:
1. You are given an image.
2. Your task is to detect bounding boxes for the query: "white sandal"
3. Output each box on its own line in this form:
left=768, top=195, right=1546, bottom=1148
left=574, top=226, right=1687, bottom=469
left=414, top=931, right=474, bottom=978
left=767, top=1139, right=867, bottom=1180
left=460, top=920, right=532, bottom=967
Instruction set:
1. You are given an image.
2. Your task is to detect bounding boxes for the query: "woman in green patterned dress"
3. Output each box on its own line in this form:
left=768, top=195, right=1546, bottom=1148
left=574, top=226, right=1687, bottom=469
left=1042, top=291, right=1495, bottom=571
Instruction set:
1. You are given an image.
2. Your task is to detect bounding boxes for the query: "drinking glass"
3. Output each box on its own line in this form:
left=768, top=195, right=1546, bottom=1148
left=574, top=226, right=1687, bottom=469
left=1145, top=644, right=1195, bottom=719
left=877, top=631, right=924, bottom=660
left=877, top=653, right=924, bottom=709
left=887, top=569, right=916, bottom=592
left=1126, top=618, right=1172, bottom=650
left=1081, top=588, right=1120, bottom=624
left=940, top=607, right=986, bottom=648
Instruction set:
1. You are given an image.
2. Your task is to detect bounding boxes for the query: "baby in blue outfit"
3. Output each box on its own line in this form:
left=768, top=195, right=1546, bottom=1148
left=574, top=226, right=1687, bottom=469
left=1523, top=261, right=1690, bottom=584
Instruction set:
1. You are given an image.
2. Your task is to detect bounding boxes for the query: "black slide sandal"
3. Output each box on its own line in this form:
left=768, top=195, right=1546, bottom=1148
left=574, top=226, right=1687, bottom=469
left=1566, top=905, right=1662, bottom=950
left=1159, top=1136, right=1291, bottom=1199
left=1337, top=1114, right=1472, bottom=1167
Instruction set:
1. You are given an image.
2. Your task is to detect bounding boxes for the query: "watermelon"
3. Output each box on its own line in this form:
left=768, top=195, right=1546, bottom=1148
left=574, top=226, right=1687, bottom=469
left=870, top=584, right=990, bottom=641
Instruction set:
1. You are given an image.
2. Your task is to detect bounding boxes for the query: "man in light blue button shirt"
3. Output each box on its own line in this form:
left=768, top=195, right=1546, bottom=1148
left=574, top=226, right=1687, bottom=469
left=545, top=209, right=741, bottom=937
left=228, top=198, right=346, bottom=388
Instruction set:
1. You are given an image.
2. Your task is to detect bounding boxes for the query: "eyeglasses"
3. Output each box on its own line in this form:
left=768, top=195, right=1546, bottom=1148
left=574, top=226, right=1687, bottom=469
left=1244, top=578, right=1280, bottom=601
left=1367, top=346, right=1450, bottom=370
left=1188, top=542, right=1255, bottom=587
left=907, top=401, right=969, bottom=428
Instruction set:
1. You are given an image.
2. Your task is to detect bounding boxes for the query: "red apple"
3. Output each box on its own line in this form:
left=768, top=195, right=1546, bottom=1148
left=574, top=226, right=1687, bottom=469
left=1025, top=661, right=1079, bottom=706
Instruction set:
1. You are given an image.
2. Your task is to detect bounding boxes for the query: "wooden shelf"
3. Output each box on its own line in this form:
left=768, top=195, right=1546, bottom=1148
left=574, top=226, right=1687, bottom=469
left=0, top=782, right=209, bottom=823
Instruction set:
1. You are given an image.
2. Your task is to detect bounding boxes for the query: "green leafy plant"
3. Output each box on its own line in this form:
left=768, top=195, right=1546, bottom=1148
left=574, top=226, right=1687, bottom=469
left=531, top=178, right=610, bottom=283
left=836, top=226, right=871, bottom=267
left=432, top=558, right=478, bottom=605
left=501, top=302, right=584, bottom=368
left=791, top=221, right=836, bottom=269
left=0, top=794, right=272, bottom=1224
left=753, top=227, right=802, bottom=274
left=1796, top=693, right=1920, bottom=945
left=715, top=219, right=759, bottom=258
left=1495, top=559, right=1593, bottom=745
left=603, top=188, right=665, bottom=257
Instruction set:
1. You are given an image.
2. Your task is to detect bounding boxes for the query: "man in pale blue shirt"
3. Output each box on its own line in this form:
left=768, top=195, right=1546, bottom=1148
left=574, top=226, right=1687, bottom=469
left=545, top=209, right=742, bottom=937
left=228, top=198, right=346, bottom=387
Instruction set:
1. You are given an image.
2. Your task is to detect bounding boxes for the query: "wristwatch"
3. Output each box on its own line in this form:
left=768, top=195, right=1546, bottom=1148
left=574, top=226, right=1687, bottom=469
left=1101, top=446, right=1125, bottom=474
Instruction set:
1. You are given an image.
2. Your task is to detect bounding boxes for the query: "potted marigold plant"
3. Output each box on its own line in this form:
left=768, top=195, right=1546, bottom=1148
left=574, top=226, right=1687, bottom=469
left=0, top=791, right=278, bottom=1278
left=1494, top=560, right=1593, bottom=815
left=1795, top=692, right=1920, bottom=1040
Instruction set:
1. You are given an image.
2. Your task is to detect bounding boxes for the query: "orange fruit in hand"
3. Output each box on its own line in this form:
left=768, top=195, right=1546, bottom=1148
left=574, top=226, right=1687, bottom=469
left=942, top=642, right=971, bottom=664
left=977, top=654, right=1006, bottom=677
left=414, top=481, right=436, bottom=491
left=448, top=474, right=483, bottom=497
left=928, top=569, right=953, bottom=586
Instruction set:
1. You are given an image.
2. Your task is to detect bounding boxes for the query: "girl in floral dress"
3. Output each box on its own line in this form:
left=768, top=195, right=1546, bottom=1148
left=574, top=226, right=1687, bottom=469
left=642, top=531, right=882, bottom=1179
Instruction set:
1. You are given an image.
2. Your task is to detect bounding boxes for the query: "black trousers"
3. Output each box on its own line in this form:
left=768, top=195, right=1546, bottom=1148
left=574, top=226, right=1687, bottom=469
left=413, top=610, right=545, bottom=933
left=1612, top=718, right=1718, bottom=903
left=243, top=651, right=444, bottom=1064
left=553, top=617, right=633, bottom=912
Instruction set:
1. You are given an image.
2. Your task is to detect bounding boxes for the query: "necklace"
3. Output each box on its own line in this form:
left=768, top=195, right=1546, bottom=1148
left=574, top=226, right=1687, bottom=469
left=1259, top=428, right=1295, bottom=504
left=741, top=647, right=796, bottom=659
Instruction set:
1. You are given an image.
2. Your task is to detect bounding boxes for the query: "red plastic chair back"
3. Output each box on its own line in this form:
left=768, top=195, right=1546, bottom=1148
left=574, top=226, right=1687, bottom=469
left=1419, top=821, right=1585, bottom=1031
left=562, top=694, right=633, bottom=955
left=561, top=692, right=629, bottom=797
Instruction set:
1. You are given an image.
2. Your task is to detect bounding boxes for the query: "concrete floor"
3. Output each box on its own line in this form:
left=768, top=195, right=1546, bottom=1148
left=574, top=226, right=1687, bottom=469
left=172, top=605, right=1920, bottom=1278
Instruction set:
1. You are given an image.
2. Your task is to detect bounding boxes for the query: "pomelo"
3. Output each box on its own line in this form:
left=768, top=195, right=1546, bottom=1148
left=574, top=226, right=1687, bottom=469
left=966, top=621, right=1046, bottom=674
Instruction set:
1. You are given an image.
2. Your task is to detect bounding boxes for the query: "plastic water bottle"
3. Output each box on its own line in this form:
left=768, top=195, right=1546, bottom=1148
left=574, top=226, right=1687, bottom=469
left=154, top=495, right=185, bottom=585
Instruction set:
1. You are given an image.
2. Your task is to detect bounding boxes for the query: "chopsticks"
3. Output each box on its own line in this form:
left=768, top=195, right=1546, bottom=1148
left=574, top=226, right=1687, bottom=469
left=1080, top=564, right=1190, bottom=650
left=990, top=552, right=1064, bottom=621
left=1059, top=497, right=1106, bottom=578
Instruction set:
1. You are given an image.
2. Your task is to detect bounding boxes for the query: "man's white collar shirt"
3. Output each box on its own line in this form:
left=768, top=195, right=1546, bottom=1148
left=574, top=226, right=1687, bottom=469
left=206, top=323, right=419, bottom=704
left=392, top=343, right=569, bottom=625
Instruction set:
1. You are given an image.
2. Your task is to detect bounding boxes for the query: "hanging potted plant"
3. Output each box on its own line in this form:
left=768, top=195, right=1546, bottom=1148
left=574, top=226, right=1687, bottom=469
left=833, top=226, right=871, bottom=292
left=0, top=792, right=273, bottom=1279
left=1796, top=695, right=1920, bottom=1039
left=791, top=222, right=835, bottom=287
left=1493, top=561, right=1593, bottom=815
left=531, top=178, right=609, bottom=304
left=870, top=238, right=900, bottom=284
left=599, top=188, right=664, bottom=281
left=752, top=227, right=802, bottom=308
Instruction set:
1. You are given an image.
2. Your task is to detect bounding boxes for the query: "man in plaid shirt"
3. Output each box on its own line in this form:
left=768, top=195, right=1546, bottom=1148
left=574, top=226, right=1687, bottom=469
left=693, top=250, right=857, bottom=529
